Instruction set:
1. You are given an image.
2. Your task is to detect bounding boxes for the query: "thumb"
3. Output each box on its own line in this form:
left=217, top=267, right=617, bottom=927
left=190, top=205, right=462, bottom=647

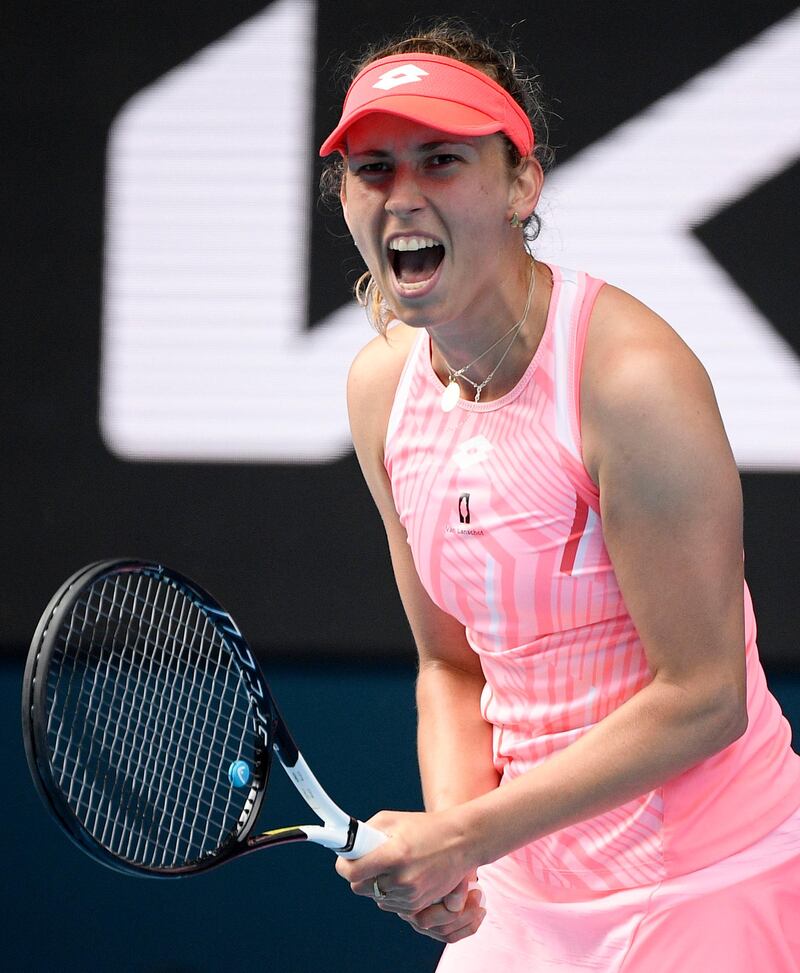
left=442, top=877, right=470, bottom=913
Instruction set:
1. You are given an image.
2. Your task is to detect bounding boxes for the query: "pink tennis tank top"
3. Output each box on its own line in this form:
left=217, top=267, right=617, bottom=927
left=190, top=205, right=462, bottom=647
left=384, top=264, right=800, bottom=893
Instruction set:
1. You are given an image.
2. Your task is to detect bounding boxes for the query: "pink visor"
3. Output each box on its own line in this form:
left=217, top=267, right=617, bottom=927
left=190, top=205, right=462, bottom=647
left=319, top=53, right=534, bottom=157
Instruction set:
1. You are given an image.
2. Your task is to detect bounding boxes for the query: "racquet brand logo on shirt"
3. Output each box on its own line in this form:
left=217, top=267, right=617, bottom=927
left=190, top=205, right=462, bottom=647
left=372, top=65, right=429, bottom=90
left=452, top=435, right=493, bottom=470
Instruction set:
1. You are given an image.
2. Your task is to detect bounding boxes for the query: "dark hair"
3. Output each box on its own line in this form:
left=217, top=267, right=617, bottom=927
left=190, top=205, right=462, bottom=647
left=319, top=19, right=555, bottom=331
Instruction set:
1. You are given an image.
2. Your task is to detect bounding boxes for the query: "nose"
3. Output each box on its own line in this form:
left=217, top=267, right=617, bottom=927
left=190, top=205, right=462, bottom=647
left=384, top=167, right=426, bottom=219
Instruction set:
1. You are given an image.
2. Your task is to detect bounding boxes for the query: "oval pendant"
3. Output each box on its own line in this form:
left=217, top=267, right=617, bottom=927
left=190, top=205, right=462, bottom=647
left=441, top=381, right=461, bottom=413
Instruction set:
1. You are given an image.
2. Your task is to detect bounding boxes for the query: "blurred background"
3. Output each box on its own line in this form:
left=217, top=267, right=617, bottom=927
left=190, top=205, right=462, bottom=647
left=3, top=2, right=798, bottom=969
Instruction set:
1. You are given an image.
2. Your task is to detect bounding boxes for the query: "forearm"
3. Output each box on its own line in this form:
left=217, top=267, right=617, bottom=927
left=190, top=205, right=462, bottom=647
left=457, top=673, right=747, bottom=869
left=416, top=661, right=499, bottom=813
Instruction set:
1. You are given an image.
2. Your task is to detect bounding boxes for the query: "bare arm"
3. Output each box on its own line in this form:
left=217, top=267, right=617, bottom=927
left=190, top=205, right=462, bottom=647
left=383, top=513, right=499, bottom=811
left=345, top=329, right=498, bottom=810
left=343, top=329, right=494, bottom=940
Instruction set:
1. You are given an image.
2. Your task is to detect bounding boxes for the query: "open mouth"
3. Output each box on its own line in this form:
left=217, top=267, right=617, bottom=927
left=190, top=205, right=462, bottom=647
left=388, top=236, right=445, bottom=289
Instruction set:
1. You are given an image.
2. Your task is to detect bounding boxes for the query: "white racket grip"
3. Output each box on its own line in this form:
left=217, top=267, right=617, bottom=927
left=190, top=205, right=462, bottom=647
left=337, top=820, right=388, bottom=860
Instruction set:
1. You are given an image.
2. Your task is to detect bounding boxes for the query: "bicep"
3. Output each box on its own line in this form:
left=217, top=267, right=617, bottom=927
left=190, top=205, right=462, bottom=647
left=589, top=330, right=746, bottom=696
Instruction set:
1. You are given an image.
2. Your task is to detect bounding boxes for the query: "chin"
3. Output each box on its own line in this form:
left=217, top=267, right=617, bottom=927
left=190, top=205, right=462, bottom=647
left=388, top=301, right=442, bottom=330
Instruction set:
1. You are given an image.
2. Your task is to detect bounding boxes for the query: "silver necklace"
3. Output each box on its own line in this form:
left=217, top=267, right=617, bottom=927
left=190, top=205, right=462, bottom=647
left=439, top=259, right=536, bottom=412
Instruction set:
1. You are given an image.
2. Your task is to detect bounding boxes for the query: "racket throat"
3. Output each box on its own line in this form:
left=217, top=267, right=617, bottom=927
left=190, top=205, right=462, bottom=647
left=279, top=751, right=352, bottom=833
left=278, top=751, right=383, bottom=857
left=299, top=819, right=356, bottom=852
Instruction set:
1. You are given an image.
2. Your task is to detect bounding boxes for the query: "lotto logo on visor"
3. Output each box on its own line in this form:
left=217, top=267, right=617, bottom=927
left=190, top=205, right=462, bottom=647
left=319, top=53, right=534, bottom=158
left=373, top=64, right=429, bottom=90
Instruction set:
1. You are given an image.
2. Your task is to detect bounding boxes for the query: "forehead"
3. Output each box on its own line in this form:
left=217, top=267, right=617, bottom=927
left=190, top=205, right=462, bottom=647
left=345, top=114, right=485, bottom=155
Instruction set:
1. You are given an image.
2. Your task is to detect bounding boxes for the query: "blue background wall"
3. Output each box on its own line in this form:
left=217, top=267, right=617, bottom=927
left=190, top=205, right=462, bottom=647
left=4, top=663, right=443, bottom=971
left=3, top=664, right=798, bottom=971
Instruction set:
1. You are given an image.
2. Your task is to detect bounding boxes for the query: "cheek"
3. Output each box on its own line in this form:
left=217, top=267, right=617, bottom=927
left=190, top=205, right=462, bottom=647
left=348, top=223, right=385, bottom=279
left=347, top=220, right=373, bottom=263
left=456, top=178, right=508, bottom=235
left=458, top=201, right=504, bottom=249
left=341, top=188, right=379, bottom=257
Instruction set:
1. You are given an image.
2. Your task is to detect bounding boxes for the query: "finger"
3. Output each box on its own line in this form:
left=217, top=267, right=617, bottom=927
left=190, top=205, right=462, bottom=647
left=365, top=878, right=420, bottom=911
left=376, top=891, right=418, bottom=912
left=335, top=857, right=354, bottom=881
left=349, top=873, right=392, bottom=900
left=403, top=894, right=484, bottom=932
left=404, top=902, right=461, bottom=929
left=442, top=877, right=470, bottom=913
left=432, top=887, right=484, bottom=922
left=404, top=908, right=486, bottom=944
left=338, top=849, right=394, bottom=885
left=377, top=882, right=480, bottom=917
left=439, top=911, right=486, bottom=945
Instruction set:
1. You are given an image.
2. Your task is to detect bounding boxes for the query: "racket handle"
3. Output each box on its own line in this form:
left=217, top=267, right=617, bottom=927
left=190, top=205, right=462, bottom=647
left=337, top=820, right=388, bottom=860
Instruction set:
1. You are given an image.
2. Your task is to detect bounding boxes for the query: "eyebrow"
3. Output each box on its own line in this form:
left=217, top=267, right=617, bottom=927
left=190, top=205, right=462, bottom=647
left=348, top=140, right=475, bottom=158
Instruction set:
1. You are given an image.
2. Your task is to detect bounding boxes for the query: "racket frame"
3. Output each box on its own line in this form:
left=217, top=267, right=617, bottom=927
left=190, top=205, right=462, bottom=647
left=22, top=559, right=379, bottom=878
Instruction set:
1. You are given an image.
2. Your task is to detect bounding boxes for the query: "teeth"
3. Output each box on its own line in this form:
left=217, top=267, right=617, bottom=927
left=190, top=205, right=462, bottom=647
left=388, top=236, right=441, bottom=252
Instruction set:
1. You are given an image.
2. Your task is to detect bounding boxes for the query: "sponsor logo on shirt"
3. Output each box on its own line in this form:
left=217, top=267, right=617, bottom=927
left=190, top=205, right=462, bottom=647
left=446, top=490, right=485, bottom=536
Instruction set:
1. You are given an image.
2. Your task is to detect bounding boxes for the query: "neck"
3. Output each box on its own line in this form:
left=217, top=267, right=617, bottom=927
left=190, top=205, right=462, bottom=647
left=430, top=256, right=544, bottom=399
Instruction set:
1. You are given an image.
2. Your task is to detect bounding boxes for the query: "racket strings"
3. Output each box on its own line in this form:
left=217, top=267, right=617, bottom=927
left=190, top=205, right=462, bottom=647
left=45, top=570, right=259, bottom=869
left=53, top=576, right=252, bottom=865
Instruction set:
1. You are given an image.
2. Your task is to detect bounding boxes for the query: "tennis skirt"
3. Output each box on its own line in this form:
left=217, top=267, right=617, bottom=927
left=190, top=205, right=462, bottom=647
left=436, top=804, right=800, bottom=972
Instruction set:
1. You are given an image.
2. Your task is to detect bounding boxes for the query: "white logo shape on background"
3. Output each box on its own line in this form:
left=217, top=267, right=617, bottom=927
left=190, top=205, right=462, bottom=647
left=372, top=64, right=429, bottom=90
left=101, top=0, right=369, bottom=463
left=538, top=10, right=800, bottom=470
left=100, top=4, right=800, bottom=468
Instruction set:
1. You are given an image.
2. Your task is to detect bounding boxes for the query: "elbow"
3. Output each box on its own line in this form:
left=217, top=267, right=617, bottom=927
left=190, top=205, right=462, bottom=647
left=711, top=685, right=749, bottom=750
left=664, top=676, right=749, bottom=756
left=726, top=702, right=749, bottom=746
left=670, top=657, right=749, bottom=753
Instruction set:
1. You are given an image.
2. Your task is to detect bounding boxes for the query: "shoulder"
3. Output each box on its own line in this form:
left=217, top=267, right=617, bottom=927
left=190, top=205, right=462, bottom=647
left=347, top=322, right=418, bottom=410
left=585, top=283, right=705, bottom=382
left=347, top=321, right=419, bottom=469
left=581, top=283, right=729, bottom=487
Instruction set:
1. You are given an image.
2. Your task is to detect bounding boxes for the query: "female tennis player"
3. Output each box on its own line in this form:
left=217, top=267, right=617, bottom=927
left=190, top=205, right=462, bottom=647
left=320, top=22, right=800, bottom=971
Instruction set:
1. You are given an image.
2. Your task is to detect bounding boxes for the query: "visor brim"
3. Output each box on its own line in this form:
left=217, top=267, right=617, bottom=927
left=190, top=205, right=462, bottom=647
left=319, top=96, right=504, bottom=157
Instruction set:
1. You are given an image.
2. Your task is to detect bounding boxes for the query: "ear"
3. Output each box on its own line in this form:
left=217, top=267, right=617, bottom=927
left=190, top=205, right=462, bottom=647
left=507, top=156, right=544, bottom=223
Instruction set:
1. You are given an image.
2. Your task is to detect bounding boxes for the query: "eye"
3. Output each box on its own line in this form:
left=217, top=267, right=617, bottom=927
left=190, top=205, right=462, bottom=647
left=428, top=153, right=460, bottom=168
left=354, top=161, right=391, bottom=177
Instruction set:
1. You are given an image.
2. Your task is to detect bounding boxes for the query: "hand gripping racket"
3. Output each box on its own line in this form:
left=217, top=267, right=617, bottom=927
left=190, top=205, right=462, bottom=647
left=22, top=559, right=386, bottom=877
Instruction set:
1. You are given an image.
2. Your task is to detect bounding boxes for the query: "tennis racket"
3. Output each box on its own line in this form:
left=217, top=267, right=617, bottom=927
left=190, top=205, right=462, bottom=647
left=22, top=559, right=386, bottom=878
